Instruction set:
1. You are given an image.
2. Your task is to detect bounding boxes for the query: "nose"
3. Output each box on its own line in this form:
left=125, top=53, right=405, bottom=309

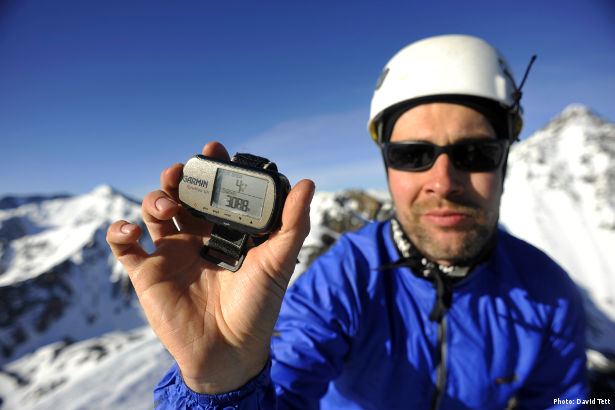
left=423, top=153, right=465, bottom=197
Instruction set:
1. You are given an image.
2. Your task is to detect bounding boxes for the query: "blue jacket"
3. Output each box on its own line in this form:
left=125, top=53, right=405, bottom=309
left=154, top=221, right=588, bottom=409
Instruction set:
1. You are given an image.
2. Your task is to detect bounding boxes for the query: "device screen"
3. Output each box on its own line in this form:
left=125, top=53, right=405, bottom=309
left=211, top=169, right=269, bottom=219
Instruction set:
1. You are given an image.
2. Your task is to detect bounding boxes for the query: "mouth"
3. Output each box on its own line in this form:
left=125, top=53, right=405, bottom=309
left=422, top=209, right=473, bottom=228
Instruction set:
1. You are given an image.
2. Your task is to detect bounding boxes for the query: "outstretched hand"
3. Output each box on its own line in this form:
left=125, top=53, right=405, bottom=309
left=106, top=142, right=314, bottom=394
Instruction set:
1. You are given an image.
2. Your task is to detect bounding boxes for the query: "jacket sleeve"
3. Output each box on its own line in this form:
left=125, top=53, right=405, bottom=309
left=153, top=234, right=362, bottom=409
left=153, top=360, right=277, bottom=409
left=515, top=273, right=589, bottom=409
left=270, top=238, right=363, bottom=408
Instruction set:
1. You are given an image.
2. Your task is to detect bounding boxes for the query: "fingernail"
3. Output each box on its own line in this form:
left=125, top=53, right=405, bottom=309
left=155, top=197, right=176, bottom=212
left=120, top=223, right=136, bottom=234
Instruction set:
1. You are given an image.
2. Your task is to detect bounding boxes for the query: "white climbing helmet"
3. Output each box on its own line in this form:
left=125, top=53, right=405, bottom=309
left=368, top=34, right=526, bottom=144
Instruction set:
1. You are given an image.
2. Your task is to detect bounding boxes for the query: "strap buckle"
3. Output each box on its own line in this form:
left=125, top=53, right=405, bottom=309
left=201, top=224, right=249, bottom=272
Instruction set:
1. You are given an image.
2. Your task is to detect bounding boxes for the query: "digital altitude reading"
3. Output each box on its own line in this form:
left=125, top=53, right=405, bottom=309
left=211, top=169, right=269, bottom=219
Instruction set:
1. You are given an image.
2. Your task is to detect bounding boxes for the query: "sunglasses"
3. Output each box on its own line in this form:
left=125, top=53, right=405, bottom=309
left=382, top=139, right=510, bottom=172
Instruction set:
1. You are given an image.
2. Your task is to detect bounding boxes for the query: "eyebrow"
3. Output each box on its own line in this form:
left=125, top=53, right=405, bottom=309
left=393, top=135, right=497, bottom=144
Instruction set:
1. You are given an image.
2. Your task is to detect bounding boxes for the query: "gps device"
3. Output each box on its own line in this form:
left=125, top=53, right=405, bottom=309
left=178, top=153, right=290, bottom=271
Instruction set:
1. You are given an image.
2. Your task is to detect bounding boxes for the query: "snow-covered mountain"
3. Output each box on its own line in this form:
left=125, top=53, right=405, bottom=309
left=501, top=104, right=615, bottom=358
left=0, top=104, right=614, bottom=408
left=0, top=186, right=152, bottom=366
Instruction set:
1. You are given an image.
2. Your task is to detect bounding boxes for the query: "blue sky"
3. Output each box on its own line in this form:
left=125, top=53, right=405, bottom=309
left=2, top=0, right=614, bottom=198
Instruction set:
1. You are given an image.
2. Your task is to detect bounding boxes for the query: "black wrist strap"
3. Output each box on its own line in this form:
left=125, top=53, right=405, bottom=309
left=200, top=153, right=274, bottom=272
left=232, top=153, right=277, bottom=171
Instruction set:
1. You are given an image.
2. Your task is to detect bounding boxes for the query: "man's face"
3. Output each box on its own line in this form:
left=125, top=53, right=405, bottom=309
left=387, top=103, right=504, bottom=266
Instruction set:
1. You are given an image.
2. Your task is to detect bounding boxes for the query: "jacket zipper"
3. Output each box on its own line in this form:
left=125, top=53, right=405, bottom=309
left=430, top=316, right=448, bottom=410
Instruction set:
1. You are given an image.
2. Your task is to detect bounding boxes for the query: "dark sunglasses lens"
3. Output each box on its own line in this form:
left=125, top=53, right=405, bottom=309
left=386, top=144, right=435, bottom=170
left=452, top=141, right=505, bottom=171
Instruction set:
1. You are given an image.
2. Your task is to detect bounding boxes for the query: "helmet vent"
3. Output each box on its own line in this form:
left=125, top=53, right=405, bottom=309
left=375, top=67, right=390, bottom=91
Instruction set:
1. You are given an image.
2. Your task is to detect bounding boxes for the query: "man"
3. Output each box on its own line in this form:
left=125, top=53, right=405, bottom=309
left=107, top=35, right=588, bottom=408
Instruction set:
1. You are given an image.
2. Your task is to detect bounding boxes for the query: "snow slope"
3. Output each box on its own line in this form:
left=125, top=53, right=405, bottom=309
left=0, top=327, right=174, bottom=410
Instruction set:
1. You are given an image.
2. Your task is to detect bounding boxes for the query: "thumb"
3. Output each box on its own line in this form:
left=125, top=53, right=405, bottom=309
left=256, top=179, right=315, bottom=279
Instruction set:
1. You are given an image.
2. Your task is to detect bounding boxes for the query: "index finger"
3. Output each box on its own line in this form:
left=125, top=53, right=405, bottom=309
left=161, top=163, right=183, bottom=201
left=201, top=141, right=231, bottom=160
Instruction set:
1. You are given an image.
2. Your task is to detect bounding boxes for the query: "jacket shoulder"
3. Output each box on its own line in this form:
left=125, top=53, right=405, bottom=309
left=309, top=220, right=394, bottom=275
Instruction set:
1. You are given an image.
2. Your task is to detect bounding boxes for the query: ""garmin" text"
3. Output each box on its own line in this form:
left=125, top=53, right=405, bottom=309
left=183, top=175, right=208, bottom=188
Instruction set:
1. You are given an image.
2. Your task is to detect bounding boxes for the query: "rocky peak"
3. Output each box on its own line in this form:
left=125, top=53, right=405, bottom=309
left=507, top=104, right=615, bottom=229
